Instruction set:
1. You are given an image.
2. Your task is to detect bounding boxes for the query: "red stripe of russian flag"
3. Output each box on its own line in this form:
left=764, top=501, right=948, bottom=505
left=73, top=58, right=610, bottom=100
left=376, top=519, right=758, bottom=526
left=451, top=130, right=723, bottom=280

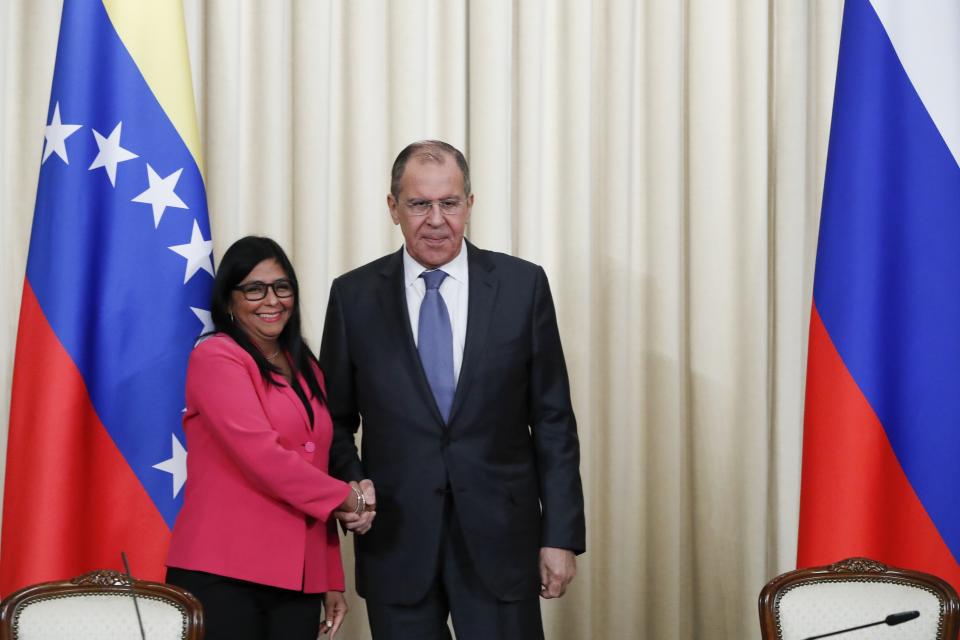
left=798, top=305, right=960, bottom=587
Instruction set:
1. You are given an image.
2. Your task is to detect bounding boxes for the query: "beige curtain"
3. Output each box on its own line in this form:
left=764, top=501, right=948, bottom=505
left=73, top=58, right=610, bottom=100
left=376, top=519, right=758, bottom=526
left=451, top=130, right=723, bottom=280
left=0, top=0, right=844, bottom=637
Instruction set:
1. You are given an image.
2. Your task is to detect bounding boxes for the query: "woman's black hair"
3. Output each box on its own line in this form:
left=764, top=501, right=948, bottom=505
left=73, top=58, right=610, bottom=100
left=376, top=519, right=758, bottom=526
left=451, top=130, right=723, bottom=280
left=208, top=236, right=325, bottom=425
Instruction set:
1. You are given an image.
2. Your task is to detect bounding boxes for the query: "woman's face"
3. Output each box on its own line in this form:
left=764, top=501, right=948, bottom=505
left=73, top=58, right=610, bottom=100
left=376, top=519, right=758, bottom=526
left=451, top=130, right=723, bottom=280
left=229, top=258, right=294, bottom=350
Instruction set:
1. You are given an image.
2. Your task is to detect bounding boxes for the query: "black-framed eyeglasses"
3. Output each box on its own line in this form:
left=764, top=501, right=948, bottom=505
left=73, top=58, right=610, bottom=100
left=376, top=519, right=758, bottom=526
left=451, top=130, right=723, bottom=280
left=233, top=279, right=294, bottom=301
left=403, top=198, right=466, bottom=216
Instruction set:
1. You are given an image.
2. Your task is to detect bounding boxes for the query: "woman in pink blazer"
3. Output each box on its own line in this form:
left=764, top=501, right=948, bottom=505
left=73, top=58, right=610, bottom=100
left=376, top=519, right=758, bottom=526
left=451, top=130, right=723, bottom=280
left=166, top=237, right=374, bottom=640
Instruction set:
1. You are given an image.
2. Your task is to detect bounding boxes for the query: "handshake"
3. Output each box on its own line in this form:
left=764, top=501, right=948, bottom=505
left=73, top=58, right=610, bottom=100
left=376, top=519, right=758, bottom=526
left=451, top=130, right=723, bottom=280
left=334, top=479, right=376, bottom=534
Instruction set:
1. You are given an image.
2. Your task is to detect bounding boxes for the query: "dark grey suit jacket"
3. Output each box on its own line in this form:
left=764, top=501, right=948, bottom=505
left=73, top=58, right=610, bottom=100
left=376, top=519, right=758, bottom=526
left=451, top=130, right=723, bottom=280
left=319, top=240, right=585, bottom=604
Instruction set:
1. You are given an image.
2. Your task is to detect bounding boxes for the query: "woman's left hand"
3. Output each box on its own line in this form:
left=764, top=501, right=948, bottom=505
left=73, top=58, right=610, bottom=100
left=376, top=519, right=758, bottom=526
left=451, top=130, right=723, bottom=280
left=321, top=591, right=348, bottom=638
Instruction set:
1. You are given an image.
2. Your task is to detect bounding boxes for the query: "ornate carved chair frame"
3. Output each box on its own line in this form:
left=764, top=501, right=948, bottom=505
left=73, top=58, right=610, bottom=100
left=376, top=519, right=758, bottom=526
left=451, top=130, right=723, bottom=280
left=0, top=569, right=204, bottom=640
left=759, top=557, right=960, bottom=640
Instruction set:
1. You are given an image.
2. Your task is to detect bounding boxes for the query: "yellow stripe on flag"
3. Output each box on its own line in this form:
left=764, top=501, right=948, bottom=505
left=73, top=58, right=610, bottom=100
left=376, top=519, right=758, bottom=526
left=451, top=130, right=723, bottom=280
left=100, top=0, right=204, bottom=175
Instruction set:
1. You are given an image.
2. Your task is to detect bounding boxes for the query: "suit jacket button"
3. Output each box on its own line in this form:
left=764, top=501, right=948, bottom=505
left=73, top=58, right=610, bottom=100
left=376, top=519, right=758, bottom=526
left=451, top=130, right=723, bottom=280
left=304, top=441, right=316, bottom=453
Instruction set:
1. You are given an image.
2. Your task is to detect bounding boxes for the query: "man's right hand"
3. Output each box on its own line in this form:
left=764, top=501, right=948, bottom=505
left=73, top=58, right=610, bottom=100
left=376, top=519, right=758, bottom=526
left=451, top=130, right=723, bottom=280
left=335, top=479, right=376, bottom=534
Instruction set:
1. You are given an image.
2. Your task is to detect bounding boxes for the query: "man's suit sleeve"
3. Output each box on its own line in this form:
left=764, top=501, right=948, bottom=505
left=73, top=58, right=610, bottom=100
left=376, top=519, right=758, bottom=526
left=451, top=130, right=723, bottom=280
left=319, top=278, right=365, bottom=482
left=530, top=266, right=587, bottom=554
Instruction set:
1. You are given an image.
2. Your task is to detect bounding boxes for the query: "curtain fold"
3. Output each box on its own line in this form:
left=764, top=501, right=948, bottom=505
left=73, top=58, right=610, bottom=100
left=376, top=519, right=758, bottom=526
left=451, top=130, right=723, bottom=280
left=0, top=1, right=844, bottom=637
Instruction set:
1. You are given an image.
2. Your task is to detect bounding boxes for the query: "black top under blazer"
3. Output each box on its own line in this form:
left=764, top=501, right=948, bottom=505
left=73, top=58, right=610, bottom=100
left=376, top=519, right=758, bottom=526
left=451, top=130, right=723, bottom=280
left=319, top=240, right=585, bottom=604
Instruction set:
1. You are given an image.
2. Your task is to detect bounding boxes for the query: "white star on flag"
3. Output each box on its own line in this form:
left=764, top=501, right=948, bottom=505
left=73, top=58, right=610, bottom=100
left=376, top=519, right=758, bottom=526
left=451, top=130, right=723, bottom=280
left=169, top=220, right=214, bottom=283
left=152, top=433, right=187, bottom=498
left=42, top=102, right=82, bottom=165
left=190, top=307, right=214, bottom=335
left=132, top=164, right=188, bottom=227
left=89, top=122, right=138, bottom=186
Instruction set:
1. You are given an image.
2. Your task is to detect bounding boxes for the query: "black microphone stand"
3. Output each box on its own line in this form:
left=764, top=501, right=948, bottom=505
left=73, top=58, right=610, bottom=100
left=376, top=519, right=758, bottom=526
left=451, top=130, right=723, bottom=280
left=804, top=610, right=920, bottom=640
left=121, top=551, right=148, bottom=640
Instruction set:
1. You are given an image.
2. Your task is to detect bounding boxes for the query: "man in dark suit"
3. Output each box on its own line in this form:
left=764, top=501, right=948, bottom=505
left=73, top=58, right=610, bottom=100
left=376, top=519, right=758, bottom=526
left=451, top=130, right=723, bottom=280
left=319, top=140, right=585, bottom=639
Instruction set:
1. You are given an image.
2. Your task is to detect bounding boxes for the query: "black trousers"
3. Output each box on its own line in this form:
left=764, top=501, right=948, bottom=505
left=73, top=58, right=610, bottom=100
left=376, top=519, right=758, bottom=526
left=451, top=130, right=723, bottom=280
left=365, top=498, right=544, bottom=640
left=166, top=567, right=326, bottom=640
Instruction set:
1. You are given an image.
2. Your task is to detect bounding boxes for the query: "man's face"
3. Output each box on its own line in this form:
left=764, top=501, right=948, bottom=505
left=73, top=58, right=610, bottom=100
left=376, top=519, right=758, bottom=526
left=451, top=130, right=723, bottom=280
left=388, top=156, right=473, bottom=269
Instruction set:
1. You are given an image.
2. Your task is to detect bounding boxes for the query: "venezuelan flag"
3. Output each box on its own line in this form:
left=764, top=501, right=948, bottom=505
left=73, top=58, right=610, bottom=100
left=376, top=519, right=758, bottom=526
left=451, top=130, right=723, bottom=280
left=799, top=0, right=960, bottom=589
left=0, top=0, right=212, bottom=594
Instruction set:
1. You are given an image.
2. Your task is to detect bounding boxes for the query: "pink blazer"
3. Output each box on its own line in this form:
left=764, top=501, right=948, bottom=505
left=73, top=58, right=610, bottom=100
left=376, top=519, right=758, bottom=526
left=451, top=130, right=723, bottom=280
left=166, top=334, right=351, bottom=592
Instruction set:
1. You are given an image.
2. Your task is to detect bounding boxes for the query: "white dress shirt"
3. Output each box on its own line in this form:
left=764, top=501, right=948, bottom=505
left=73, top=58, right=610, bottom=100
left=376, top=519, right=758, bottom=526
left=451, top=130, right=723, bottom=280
left=402, top=242, right=469, bottom=382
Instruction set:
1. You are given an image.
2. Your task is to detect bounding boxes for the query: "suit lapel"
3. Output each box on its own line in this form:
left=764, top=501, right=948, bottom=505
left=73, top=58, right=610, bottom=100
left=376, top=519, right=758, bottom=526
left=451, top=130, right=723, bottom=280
left=276, top=369, right=314, bottom=432
left=449, top=241, right=498, bottom=424
left=376, top=247, right=447, bottom=426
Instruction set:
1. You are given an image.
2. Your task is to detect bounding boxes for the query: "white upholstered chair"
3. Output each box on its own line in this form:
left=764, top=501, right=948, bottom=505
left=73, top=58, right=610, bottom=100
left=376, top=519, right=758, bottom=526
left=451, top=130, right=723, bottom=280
left=0, top=569, right=203, bottom=640
left=759, top=557, right=960, bottom=640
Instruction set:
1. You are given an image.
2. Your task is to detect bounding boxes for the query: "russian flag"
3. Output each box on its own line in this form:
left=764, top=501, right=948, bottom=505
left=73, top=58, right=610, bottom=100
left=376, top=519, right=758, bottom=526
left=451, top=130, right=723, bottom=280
left=0, top=0, right=212, bottom=595
left=798, top=0, right=960, bottom=589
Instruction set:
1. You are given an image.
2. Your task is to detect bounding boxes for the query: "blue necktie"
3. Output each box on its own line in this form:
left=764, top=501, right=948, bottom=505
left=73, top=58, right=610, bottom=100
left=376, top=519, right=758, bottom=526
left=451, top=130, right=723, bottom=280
left=418, top=270, right=454, bottom=422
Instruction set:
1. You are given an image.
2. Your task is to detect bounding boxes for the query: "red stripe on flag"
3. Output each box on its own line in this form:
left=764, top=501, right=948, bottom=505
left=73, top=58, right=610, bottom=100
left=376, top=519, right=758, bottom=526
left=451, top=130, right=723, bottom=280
left=798, top=305, right=960, bottom=589
left=0, top=281, right=170, bottom=596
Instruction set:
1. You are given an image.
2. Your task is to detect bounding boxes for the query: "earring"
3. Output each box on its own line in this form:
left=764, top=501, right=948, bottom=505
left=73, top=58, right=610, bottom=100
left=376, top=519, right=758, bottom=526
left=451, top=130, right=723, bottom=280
left=229, top=311, right=235, bottom=323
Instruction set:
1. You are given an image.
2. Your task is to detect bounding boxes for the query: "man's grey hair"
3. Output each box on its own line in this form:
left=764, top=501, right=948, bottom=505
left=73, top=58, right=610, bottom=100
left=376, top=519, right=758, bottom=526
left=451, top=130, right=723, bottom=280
left=390, top=140, right=471, bottom=198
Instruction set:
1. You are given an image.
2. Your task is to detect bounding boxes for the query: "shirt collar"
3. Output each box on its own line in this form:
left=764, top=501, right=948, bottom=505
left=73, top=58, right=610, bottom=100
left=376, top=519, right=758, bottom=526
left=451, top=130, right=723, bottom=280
left=403, top=240, right=469, bottom=288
